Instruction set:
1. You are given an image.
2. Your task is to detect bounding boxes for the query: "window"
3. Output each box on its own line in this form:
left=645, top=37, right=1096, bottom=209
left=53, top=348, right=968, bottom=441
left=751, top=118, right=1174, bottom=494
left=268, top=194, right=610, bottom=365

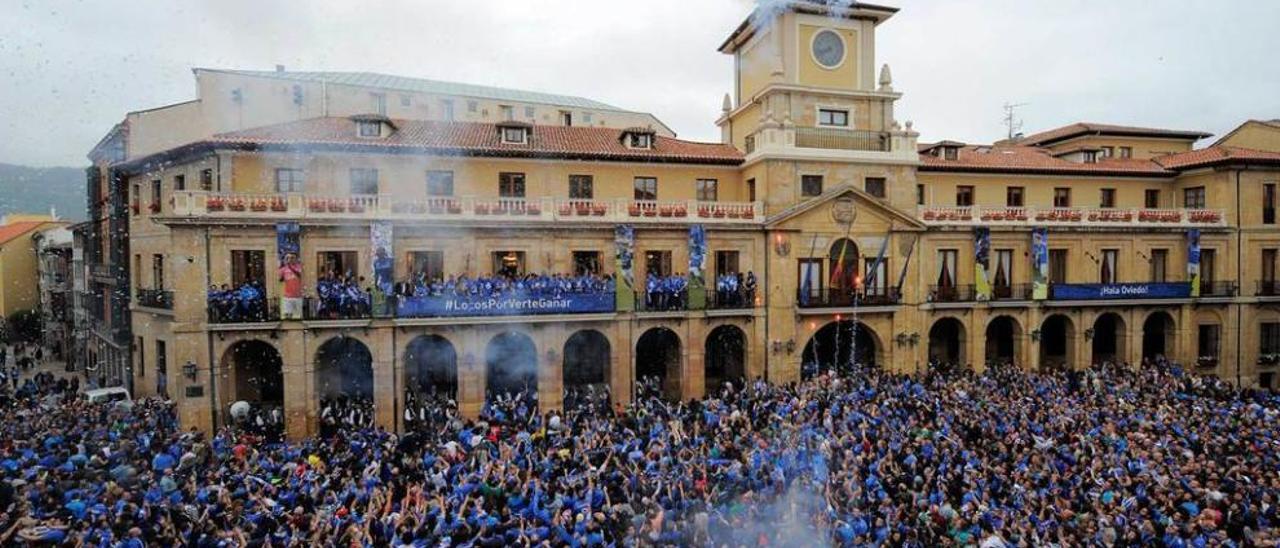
left=524, top=106, right=535, bottom=118
left=1198, top=324, right=1221, bottom=366
left=499, top=172, right=526, bottom=198
left=569, top=175, right=594, bottom=199
left=275, top=168, right=304, bottom=193
left=955, top=186, right=974, bottom=207
left=916, top=184, right=925, bottom=205
left=441, top=99, right=455, bottom=121
left=173, top=174, right=185, bottom=191
left=1184, top=186, right=1206, bottom=209
left=407, top=251, right=444, bottom=282
left=864, top=257, right=888, bottom=294
left=1100, top=249, right=1118, bottom=284
left=943, top=147, right=958, bottom=161
left=152, top=254, right=164, bottom=289
left=357, top=121, right=381, bottom=137
left=1145, top=189, right=1160, bottom=209
left=572, top=251, right=601, bottom=276
left=936, top=250, right=958, bottom=289
left=1261, top=323, right=1280, bottom=357
left=633, top=177, right=658, bottom=201
left=628, top=133, right=652, bottom=149
left=1082, top=151, right=1098, bottom=163
left=231, top=250, right=266, bottom=287
left=696, top=179, right=719, bottom=201
left=370, top=93, right=386, bottom=115
left=801, top=174, right=823, bottom=197
left=993, top=249, right=1013, bottom=292
left=748, top=179, right=756, bottom=202
left=1049, top=249, right=1068, bottom=284
left=500, top=105, right=514, bottom=120
left=467, top=100, right=478, bottom=113
left=1201, top=249, right=1216, bottom=286
left=350, top=168, right=379, bottom=195
left=492, top=251, right=525, bottom=278
left=582, top=112, right=593, bottom=124
left=200, top=168, right=214, bottom=192
left=1263, top=249, right=1277, bottom=294
left=1119, top=146, right=1133, bottom=159
left=1100, top=188, right=1116, bottom=208
left=1101, top=146, right=1114, bottom=158
left=1150, top=249, right=1167, bottom=282
left=318, top=251, right=358, bottom=279
left=136, top=336, right=145, bottom=378
left=864, top=177, right=886, bottom=198
left=155, top=340, right=167, bottom=391
left=561, top=110, right=572, bottom=126
left=1006, top=186, right=1024, bottom=207
left=426, top=171, right=454, bottom=197
left=715, top=250, right=740, bottom=279
left=644, top=250, right=672, bottom=277
left=1053, top=187, right=1071, bottom=208
left=501, top=127, right=527, bottom=144
left=400, top=94, right=411, bottom=107
left=133, top=254, right=141, bottom=287
left=1264, top=183, right=1276, bottom=225
left=150, top=179, right=162, bottom=210
left=817, top=108, right=849, bottom=127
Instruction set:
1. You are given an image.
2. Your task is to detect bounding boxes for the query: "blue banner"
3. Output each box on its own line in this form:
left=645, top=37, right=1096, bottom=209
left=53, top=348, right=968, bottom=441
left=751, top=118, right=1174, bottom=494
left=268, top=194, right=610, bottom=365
left=1187, top=229, right=1201, bottom=297
left=1051, top=282, right=1191, bottom=301
left=688, top=224, right=707, bottom=309
left=397, top=291, right=616, bottom=318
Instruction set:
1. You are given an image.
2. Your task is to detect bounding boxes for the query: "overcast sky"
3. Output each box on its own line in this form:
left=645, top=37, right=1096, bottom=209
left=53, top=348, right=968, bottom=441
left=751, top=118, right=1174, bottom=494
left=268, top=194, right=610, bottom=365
left=1, top=0, right=1277, bottom=167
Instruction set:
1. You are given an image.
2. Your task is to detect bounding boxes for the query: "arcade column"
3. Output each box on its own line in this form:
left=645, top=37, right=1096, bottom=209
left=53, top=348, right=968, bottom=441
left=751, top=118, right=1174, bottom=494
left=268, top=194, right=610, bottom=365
left=538, top=325, right=565, bottom=414
left=282, top=329, right=316, bottom=441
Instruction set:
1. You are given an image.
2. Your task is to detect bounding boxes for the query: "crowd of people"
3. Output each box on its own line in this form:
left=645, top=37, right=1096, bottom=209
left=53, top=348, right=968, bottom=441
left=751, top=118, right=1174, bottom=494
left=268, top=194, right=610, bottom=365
left=2, top=350, right=1279, bottom=545
left=644, top=273, right=689, bottom=311
left=393, top=272, right=616, bottom=300
left=313, top=272, right=373, bottom=320
left=714, top=271, right=758, bottom=308
left=207, top=281, right=269, bottom=322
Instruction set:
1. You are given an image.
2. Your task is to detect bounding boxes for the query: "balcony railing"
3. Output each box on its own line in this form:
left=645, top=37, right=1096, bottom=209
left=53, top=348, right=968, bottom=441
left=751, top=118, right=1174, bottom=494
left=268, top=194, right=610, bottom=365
left=1258, top=280, right=1280, bottom=297
left=992, top=283, right=1034, bottom=301
left=795, top=128, right=891, bottom=152
left=635, top=290, right=689, bottom=313
left=169, top=192, right=764, bottom=225
left=136, top=288, right=173, bottom=309
left=797, top=287, right=901, bottom=308
left=208, top=297, right=279, bottom=324
left=918, top=206, right=1227, bottom=228
left=928, top=284, right=974, bottom=303
left=1198, top=281, right=1237, bottom=297
left=707, top=290, right=759, bottom=311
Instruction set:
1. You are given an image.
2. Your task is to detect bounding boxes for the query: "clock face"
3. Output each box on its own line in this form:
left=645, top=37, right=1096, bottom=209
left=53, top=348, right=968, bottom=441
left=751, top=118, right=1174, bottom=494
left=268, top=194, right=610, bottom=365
left=812, top=30, right=845, bottom=69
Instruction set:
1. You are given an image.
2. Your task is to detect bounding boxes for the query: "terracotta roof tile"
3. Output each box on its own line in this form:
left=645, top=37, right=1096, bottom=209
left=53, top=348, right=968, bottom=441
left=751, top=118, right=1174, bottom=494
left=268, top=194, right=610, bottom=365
left=209, top=117, right=743, bottom=165
left=0, top=221, right=49, bottom=246
left=1013, top=122, right=1212, bottom=146
left=919, top=145, right=1172, bottom=176
left=1153, top=145, right=1280, bottom=169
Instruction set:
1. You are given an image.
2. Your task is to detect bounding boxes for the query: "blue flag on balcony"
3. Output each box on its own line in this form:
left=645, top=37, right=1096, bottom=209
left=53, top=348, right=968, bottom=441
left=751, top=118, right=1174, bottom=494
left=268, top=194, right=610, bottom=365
left=974, top=228, right=992, bottom=301
left=614, top=225, right=635, bottom=312
left=1031, top=228, right=1049, bottom=300
left=1188, top=229, right=1201, bottom=297
left=688, top=224, right=707, bottom=310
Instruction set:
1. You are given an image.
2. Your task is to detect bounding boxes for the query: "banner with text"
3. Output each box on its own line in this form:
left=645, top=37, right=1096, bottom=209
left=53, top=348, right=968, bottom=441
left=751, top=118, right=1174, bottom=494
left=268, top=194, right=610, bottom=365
left=614, top=225, right=635, bottom=312
left=397, top=291, right=616, bottom=318
left=371, top=222, right=394, bottom=305
left=974, top=227, right=992, bottom=301
left=275, top=222, right=303, bottom=319
left=1031, top=228, right=1049, bottom=300
left=1051, top=282, right=1191, bottom=301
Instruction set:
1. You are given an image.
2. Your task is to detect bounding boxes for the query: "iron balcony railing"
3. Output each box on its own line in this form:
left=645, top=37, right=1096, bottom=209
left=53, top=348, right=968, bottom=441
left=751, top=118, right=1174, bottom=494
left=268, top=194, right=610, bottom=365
left=1198, top=281, right=1237, bottom=297
left=706, top=290, right=759, bottom=311
left=796, top=287, right=901, bottom=308
left=208, top=297, right=279, bottom=324
left=635, top=290, right=689, bottom=313
left=1258, top=280, right=1280, bottom=297
left=135, top=288, right=173, bottom=309
left=928, top=284, right=974, bottom=303
left=304, top=295, right=373, bottom=321
left=795, top=128, right=891, bottom=152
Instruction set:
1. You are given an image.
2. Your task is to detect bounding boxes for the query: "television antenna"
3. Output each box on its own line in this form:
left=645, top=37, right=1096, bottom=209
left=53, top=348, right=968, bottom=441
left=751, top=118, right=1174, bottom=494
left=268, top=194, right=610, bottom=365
left=1002, top=102, right=1028, bottom=140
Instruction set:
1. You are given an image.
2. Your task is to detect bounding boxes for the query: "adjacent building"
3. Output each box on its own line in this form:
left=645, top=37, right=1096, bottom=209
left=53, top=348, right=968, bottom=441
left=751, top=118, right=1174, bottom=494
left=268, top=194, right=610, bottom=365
left=34, top=226, right=74, bottom=362
left=84, top=0, right=1280, bottom=439
left=0, top=215, right=67, bottom=319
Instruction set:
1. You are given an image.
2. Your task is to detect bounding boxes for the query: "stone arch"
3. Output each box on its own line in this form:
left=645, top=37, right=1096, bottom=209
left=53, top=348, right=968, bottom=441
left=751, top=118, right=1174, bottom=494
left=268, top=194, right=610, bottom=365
left=221, top=339, right=284, bottom=408
left=1090, top=312, right=1127, bottom=365
left=564, top=329, right=611, bottom=388
left=636, top=327, right=681, bottom=400
left=1142, top=311, right=1177, bottom=362
left=801, top=319, right=881, bottom=379
left=1039, top=314, right=1076, bottom=371
left=315, top=336, right=374, bottom=400
left=985, top=315, right=1023, bottom=367
left=404, top=334, right=458, bottom=399
left=705, top=324, right=747, bottom=390
left=928, top=316, right=967, bottom=365
left=485, top=331, right=538, bottom=397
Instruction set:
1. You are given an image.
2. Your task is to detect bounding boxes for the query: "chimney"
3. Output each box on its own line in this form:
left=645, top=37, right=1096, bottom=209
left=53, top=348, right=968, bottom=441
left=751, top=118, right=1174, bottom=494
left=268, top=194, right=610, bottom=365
left=275, top=64, right=286, bottom=73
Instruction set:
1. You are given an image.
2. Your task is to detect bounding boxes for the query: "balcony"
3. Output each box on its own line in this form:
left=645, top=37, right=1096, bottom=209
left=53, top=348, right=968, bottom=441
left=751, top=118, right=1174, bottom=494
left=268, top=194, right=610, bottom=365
left=208, top=297, right=279, bottom=324
left=135, top=288, right=173, bottom=310
left=928, top=284, right=974, bottom=303
left=795, top=128, right=891, bottom=152
left=169, top=192, right=763, bottom=226
left=90, top=263, right=114, bottom=280
left=797, top=287, right=901, bottom=308
left=918, top=206, right=1227, bottom=229
left=1258, top=281, right=1280, bottom=297
left=1198, top=281, right=1237, bottom=297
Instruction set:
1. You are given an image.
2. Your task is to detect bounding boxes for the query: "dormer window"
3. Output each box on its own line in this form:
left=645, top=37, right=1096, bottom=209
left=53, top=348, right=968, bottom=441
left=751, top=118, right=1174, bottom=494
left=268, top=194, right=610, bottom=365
left=942, top=146, right=958, bottom=161
left=501, top=126, right=528, bottom=144
left=1082, top=150, right=1098, bottom=163
left=357, top=121, right=382, bottom=138
left=622, top=128, right=656, bottom=150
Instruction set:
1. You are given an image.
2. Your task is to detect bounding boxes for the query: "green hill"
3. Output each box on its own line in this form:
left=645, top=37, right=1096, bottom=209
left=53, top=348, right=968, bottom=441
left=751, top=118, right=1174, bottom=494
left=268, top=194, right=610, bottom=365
left=0, top=163, right=86, bottom=221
